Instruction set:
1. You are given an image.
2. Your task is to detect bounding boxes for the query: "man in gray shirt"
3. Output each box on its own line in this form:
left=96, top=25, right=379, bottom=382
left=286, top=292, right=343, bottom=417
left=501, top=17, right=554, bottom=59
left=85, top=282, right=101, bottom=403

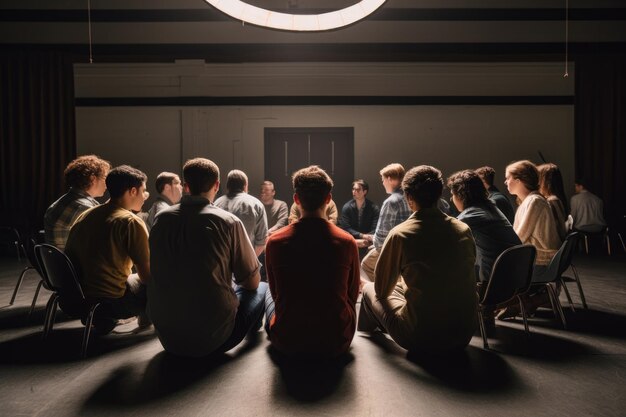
left=570, top=179, right=607, bottom=233
left=259, top=180, right=289, bottom=237
left=215, top=170, right=268, bottom=256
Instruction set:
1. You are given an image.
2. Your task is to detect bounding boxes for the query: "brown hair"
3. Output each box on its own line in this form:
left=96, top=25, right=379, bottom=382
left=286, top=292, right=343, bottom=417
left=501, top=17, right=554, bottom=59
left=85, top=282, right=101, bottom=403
left=505, top=160, right=539, bottom=192
left=225, top=169, right=248, bottom=196
left=292, top=165, right=334, bottom=212
left=352, top=179, right=369, bottom=193
left=64, top=155, right=111, bottom=190
left=447, top=170, right=490, bottom=208
left=538, top=163, right=568, bottom=212
left=402, top=165, right=443, bottom=209
left=183, top=158, right=220, bottom=195
left=475, top=166, right=496, bottom=187
left=379, top=163, right=405, bottom=181
left=155, top=172, right=179, bottom=194
left=106, top=165, right=147, bottom=199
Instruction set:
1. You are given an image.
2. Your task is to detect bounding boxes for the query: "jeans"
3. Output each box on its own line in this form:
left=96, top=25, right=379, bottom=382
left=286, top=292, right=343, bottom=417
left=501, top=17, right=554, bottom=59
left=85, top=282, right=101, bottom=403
left=216, top=282, right=268, bottom=353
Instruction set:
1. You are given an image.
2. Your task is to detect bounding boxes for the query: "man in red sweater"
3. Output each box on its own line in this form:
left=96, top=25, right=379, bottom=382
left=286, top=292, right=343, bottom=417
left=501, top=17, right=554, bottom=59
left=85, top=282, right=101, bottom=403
left=264, top=165, right=360, bottom=357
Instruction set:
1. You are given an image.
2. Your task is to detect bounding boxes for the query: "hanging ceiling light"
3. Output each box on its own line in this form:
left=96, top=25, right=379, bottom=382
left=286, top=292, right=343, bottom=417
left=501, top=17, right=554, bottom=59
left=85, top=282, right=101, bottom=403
left=204, top=0, right=387, bottom=32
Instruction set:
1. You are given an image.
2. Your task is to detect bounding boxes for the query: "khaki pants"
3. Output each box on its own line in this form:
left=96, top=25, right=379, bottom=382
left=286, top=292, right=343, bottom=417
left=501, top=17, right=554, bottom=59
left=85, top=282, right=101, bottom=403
left=360, top=247, right=380, bottom=282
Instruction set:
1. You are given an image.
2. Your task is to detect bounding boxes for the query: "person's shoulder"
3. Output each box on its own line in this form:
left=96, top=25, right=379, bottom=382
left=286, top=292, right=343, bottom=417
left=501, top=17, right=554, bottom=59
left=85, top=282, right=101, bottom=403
left=341, top=199, right=354, bottom=210
left=213, top=195, right=227, bottom=206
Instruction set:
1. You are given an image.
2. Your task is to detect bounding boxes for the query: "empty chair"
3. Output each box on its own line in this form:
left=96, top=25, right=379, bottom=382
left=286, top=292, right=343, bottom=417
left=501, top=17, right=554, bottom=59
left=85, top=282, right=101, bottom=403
left=477, top=244, right=536, bottom=350
left=531, top=232, right=582, bottom=329
left=34, top=244, right=101, bottom=358
left=9, top=238, right=46, bottom=316
left=578, top=226, right=611, bottom=255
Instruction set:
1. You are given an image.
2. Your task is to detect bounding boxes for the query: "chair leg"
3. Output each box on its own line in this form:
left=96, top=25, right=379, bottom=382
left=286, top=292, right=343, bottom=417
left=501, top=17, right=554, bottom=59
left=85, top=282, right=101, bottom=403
left=560, top=278, right=576, bottom=312
left=518, top=296, right=530, bottom=337
left=571, top=264, right=588, bottom=309
left=28, top=280, right=44, bottom=320
left=10, top=266, right=33, bottom=305
left=546, top=284, right=567, bottom=329
left=583, top=235, right=589, bottom=254
left=42, top=294, right=59, bottom=339
left=14, top=241, right=21, bottom=262
left=605, top=232, right=611, bottom=256
left=82, top=303, right=101, bottom=359
left=477, top=310, right=489, bottom=350
left=618, top=232, right=626, bottom=254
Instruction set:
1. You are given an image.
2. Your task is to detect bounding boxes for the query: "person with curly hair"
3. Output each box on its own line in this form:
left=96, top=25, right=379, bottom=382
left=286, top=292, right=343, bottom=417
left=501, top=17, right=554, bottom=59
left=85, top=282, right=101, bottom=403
left=44, top=154, right=111, bottom=250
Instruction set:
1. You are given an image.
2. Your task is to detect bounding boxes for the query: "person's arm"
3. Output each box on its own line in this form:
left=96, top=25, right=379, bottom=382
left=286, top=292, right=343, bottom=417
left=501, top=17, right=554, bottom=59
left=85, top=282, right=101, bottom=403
left=373, top=199, right=392, bottom=250
left=348, top=239, right=361, bottom=306
left=129, top=218, right=151, bottom=284
left=253, top=203, right=268, bottom=255
left=374, top=231, right=403, bottom=298
left=514, top=197, right=540, bottom=244
left=288, top=202, right=299, bottom=224
left=232, top=219, right=261, bottom=290
left=339, top=202, right=361, bottom=238
left=366, top=202, right=380, bottom=236
left=272, top=201, right=289, bottom=230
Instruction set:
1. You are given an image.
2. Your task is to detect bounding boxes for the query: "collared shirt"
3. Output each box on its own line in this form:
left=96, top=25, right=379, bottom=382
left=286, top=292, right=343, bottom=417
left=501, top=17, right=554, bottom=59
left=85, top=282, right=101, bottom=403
left=264, top=199, right=289, bottom=232
left=373, top=188, right=411, bottom=250
left=148, top=195, right=260, bottom=357
left=44, top=188, right=100, bottom=250
left=339, top=198, right=380, bottom=239
left=215, top=192, right=268, bottom=247
left=570, top=190, right=606, bottom=233
left=145, top=195, right=174, bottom=231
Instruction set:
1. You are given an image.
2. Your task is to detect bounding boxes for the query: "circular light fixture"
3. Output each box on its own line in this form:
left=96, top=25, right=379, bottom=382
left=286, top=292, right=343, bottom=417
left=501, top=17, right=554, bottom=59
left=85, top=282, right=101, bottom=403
left=205, top=0, right=387, bottom=32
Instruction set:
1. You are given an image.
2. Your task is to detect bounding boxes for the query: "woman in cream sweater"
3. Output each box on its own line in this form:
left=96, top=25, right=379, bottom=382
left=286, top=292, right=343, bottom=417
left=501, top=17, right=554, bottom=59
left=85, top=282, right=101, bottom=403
left=505, top=160, right=562, bottom=271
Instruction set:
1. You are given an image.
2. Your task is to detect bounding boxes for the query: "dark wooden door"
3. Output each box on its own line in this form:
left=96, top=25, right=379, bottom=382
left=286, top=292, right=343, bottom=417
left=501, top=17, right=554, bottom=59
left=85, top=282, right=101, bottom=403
left=264, top=127, right=354, bottom=206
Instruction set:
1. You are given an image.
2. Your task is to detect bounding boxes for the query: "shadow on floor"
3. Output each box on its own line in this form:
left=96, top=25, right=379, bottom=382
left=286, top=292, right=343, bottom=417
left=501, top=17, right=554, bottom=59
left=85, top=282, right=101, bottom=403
left=0, top=326, right=156, bottom=363
left=527, top=307, right=626, bottom=339
left=0, top=303, right=72, bottom=330
left=269, top=346, right=355, bottom=403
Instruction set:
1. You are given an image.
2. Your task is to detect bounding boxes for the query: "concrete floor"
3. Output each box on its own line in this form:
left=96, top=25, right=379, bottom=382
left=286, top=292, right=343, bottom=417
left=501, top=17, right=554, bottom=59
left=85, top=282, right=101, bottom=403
left=0, top=253, right=625, bottom=416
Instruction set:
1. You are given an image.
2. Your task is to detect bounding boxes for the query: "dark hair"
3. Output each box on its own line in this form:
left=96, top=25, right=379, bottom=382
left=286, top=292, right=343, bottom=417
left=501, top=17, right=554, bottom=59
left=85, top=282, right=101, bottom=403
left=379, top=163, right=405, bottom=181
left=226, top=170, right=248, bottom=196
left=183, top=158, right=220, bottom=195
left=538, top=163, right=569, bottom=212
left=402, top=165, right=444, bottom=209
left=505, top=160, right=539, bottom=192
left=106, top=165, right=147, bottom=199
left=352, top=179, right=369, bottom=193
left=447, top=170, right=490, bottom=208
left=155, top=172, right=179, bottom=194
left=292, top=165, right=334, bottom=212
left=64, top=155, right=111, bottom=190
left=262, top=180, right=275, bottom=190
left=574, top=178, right=588, bottom=189
left=475, top=166, right=495, bottom=187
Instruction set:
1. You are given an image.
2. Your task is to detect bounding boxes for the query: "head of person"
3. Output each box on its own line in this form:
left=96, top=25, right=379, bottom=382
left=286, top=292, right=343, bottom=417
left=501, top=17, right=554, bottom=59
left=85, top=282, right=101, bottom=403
left=504, top=160, right=539, bottom=198
left=225, top=169, right=248, bottom=197
left=538, top=163, right=567, bottom=203
left=352, top=179, right=369, bottom=201
left=259, top=180, right=276, bottom=205
left=475, top=166, right=496, bottom=190
left=292, top=165, right=334, bottom=214
left=402, top=165, right=444, bottom=212
left=574, top=178, right=587, bottom=193
left=182, top=158, right=220, bottom=198
left=64, top=155, right=111, bottom=198
left=155, top=171, right=183, bottom=204
left=447, top=170, right=490, bottom=212
left=106, top=165, right=148, bottom=212
left=380, top=163, right=405, bottom=194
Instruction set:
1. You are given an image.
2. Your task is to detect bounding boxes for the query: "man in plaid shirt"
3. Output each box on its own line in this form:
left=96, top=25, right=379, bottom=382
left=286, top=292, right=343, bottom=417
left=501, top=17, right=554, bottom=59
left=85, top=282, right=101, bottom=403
left=361, top=163, right=411, bottom=282
left=44, top=155, right=111, bottom=250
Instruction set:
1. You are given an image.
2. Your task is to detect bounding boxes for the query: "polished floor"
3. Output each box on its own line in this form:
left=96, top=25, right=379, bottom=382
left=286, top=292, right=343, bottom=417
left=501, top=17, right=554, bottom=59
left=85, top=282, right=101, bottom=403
left=0, top=251, right=624, bottom=417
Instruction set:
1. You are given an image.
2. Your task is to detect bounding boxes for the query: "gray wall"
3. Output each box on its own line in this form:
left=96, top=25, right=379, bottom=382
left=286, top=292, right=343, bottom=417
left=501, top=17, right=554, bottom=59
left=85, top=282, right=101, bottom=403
left=75, top=62, right=574, bottom=207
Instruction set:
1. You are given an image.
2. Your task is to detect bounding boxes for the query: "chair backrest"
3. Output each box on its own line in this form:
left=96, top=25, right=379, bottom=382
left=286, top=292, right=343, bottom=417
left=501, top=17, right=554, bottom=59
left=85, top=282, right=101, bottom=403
left=481, top=244, right=537, bottom=307
left=24, top=238, right=42, bottom=274
left=34, top=244, right=86, bottom=303
left=532, top=232, right=579, bottom=285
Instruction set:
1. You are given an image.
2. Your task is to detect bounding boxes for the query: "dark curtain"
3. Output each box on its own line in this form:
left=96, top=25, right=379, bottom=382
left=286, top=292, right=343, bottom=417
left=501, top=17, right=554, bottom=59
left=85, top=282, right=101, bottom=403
left=0, top=51, right=76, bottom=235
left=575, top=55, right=626, bottom=227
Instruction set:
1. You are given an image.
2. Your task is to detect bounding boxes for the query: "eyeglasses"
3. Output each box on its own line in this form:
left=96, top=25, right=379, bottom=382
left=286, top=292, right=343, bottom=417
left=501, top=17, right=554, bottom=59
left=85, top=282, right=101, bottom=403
left=352, top=188, right=363, bottom=192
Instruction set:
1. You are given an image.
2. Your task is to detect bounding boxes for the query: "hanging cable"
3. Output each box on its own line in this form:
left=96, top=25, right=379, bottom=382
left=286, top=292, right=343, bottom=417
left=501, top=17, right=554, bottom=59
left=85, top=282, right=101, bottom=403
left=564, top=0, right=569, bottom=78
left=88, top=0, right=94, bottom=63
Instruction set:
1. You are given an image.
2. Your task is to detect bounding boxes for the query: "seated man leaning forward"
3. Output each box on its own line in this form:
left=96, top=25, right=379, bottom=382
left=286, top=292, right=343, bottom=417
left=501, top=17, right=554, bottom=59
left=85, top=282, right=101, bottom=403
left=264, top=166, right=360, bottom=358
left=358, top=166, right=478, bottom=354
left=148, top=158, right=267, bottom=358
left=65, top=165, right=151, bottom=334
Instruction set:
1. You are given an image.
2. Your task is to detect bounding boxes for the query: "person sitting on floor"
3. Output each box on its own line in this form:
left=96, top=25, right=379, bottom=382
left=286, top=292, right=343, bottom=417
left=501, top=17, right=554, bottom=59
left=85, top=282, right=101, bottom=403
left=447, top=170, right=521, bottom=295
left=288, top=198, right=338, bottom=224
left=64, top=165, right=151, bottom=334
left=360, top=163, right=411, bottom=282
left=215, top=169, right=268, bottom=257
left=259, top=180, right=289, bottom=237
left=145, top=171, right=183, bottom=231
left=475, top=166, right=516, bottom=224
left=44, top=155, right=111, bottom=250
left=264, top=165, right=360, bottom=358
left=339, top=179, right=380, bottom=258
left=148, top=158, right=267, bottom=358
left=358, top=165, right=477, bottom=354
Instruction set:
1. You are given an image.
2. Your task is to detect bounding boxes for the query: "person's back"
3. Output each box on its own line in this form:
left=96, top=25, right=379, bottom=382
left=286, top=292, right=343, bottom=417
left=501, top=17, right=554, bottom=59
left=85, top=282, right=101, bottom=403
left=489, top=187, right=516, bottom=224
left=265, top=165, right=360, bottom=357
left=266, top=218, right=359, bottom=356
left=215, top=192, right=267, bottom=246
left=571, top=185, right=606, bottom=233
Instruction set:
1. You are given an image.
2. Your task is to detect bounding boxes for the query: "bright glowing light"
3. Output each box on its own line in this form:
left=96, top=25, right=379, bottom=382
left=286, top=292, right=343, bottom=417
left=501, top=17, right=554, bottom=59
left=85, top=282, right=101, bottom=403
left=205, top=0, right=386, bottom=32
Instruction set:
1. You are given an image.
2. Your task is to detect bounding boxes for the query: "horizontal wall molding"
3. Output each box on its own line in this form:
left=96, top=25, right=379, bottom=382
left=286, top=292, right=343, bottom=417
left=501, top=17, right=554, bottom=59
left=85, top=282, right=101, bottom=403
left=2, top=8, right=625, bottom=22
left=75, top=96, right=575, bottom=107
